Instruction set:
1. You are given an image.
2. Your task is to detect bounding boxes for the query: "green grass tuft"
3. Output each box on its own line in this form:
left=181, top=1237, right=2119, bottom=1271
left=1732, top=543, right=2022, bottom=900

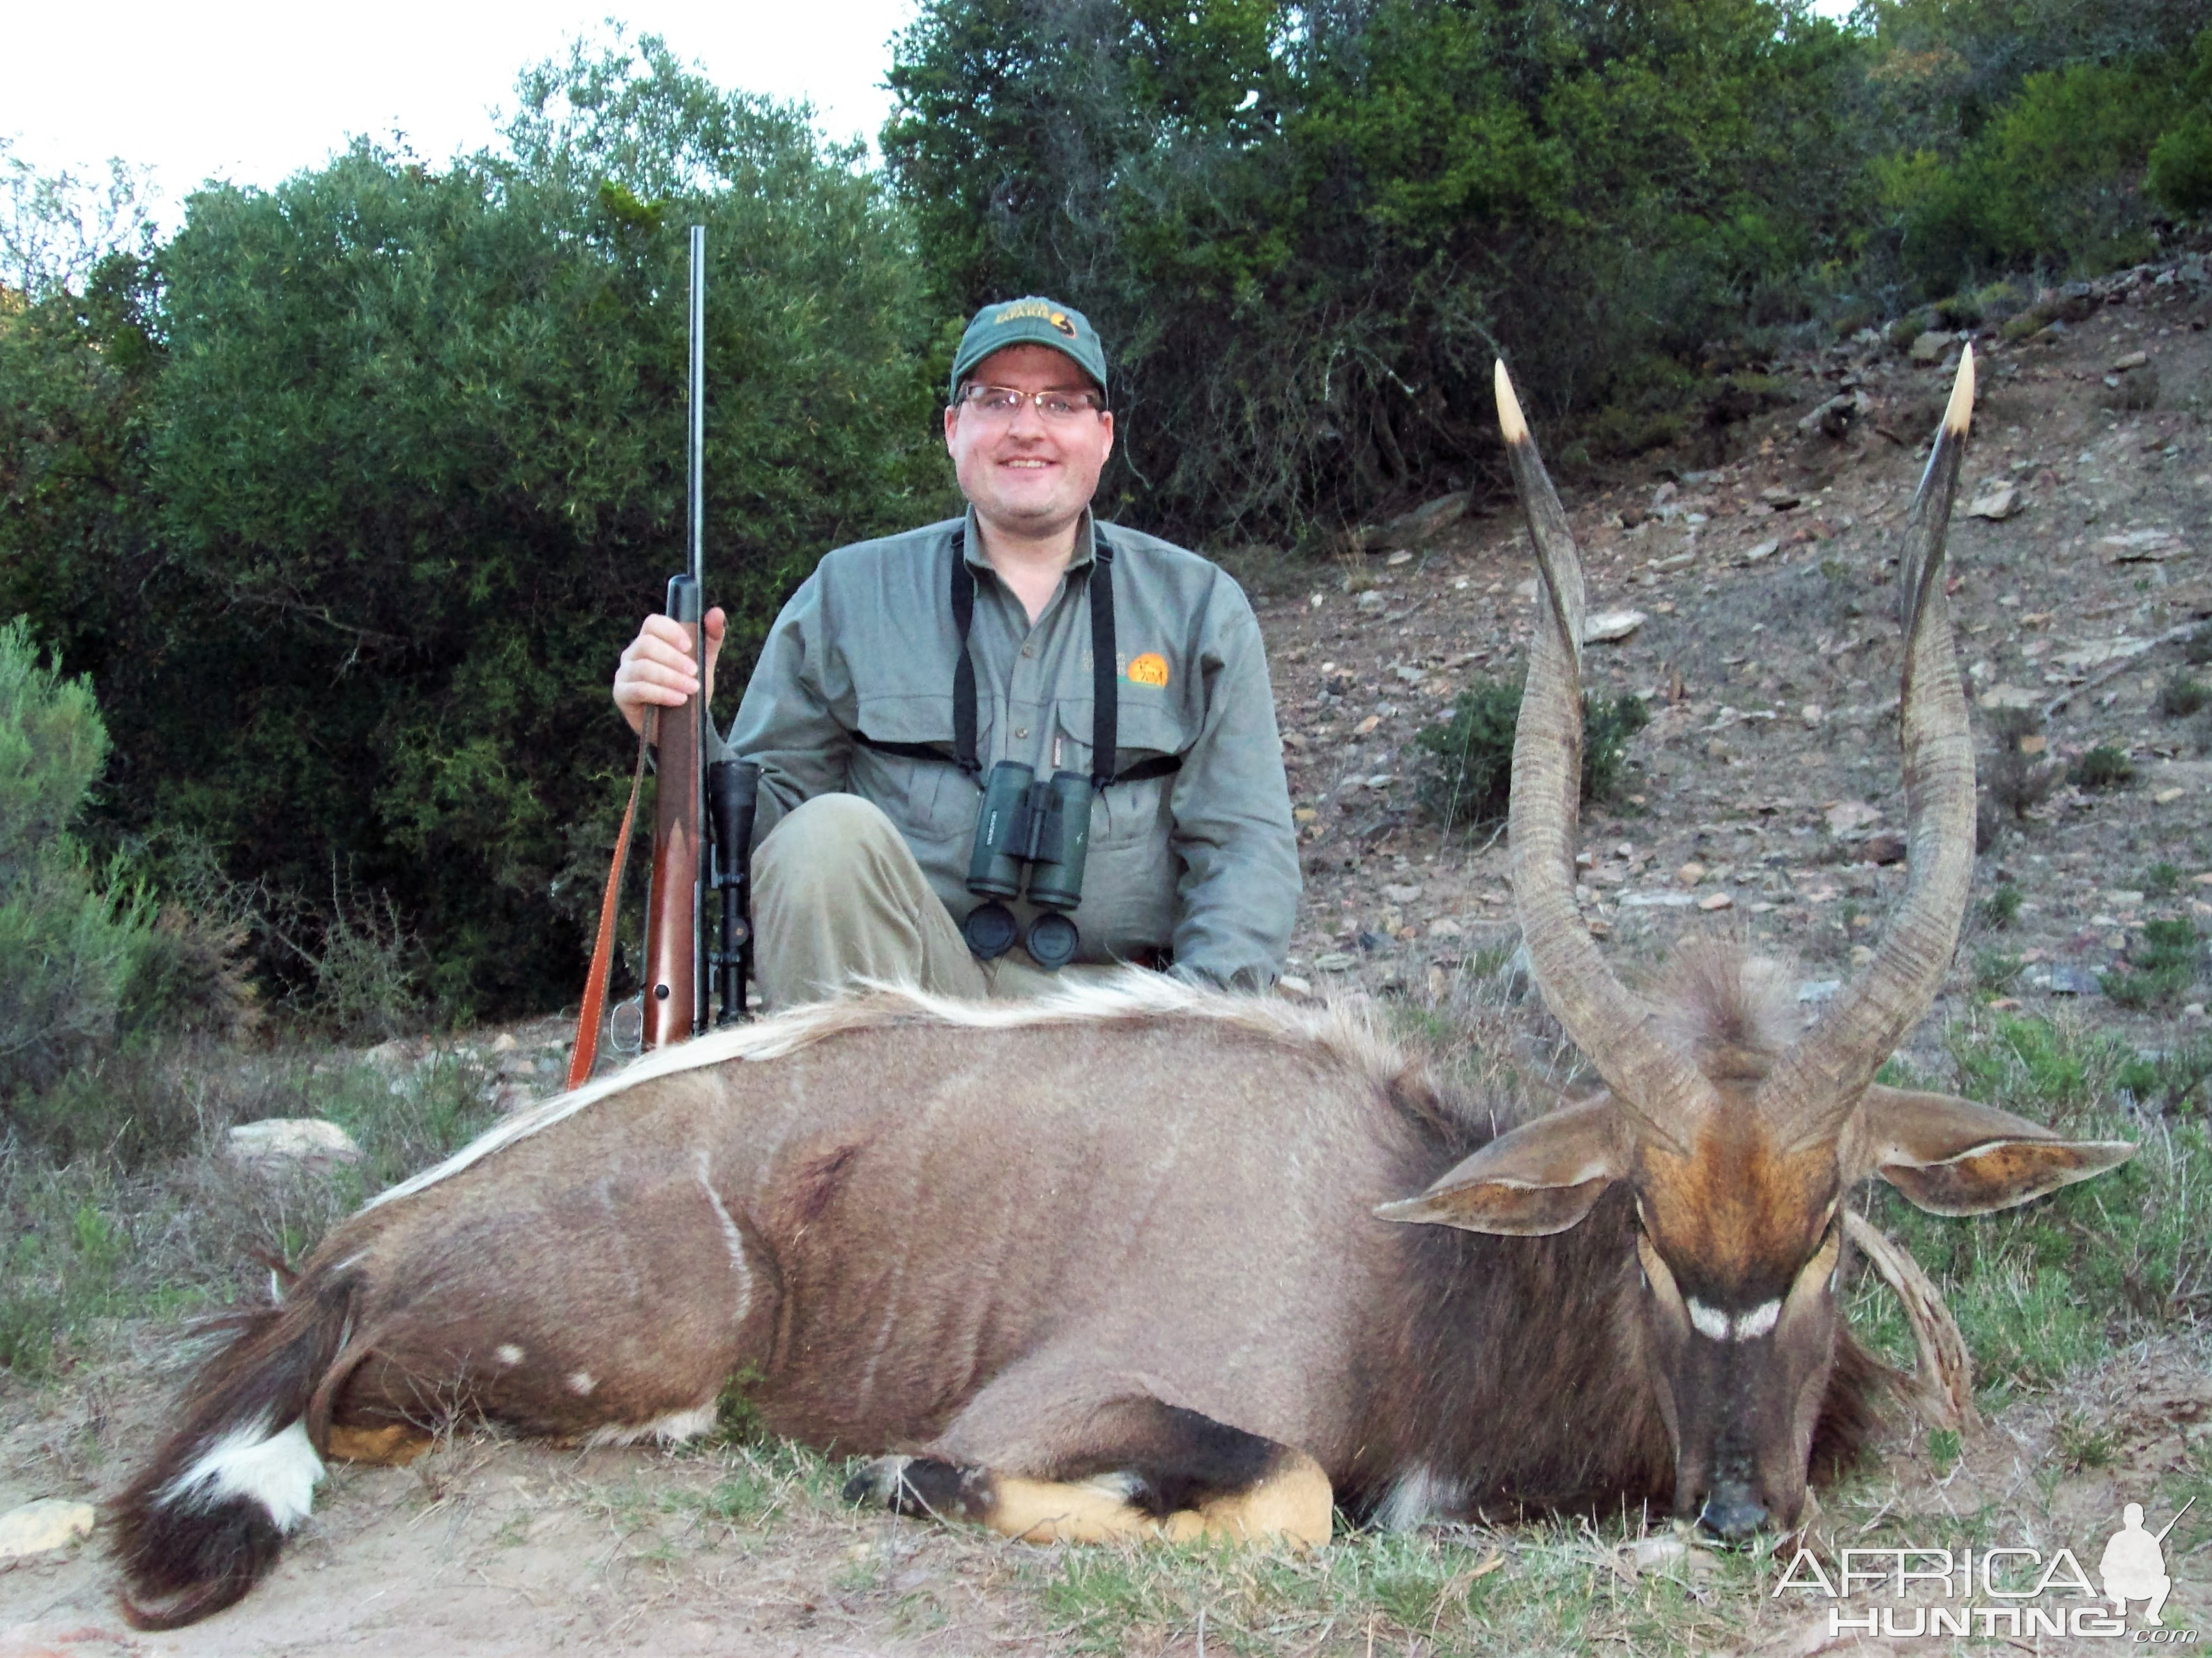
left=2068, top=743, right=2135, bottom=790
left=1977, top=883, right=2024, bottom=929
left=1414, top=679, right=1648, bottom=834
left=2156, top=672, right=2211, bottom=719
left=2100, top=917, right=2201, bottom=1011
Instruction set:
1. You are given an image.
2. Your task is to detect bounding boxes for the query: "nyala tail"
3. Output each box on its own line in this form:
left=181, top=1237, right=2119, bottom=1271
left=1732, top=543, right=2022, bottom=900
left=111, top=1272, right=358, bottom=1629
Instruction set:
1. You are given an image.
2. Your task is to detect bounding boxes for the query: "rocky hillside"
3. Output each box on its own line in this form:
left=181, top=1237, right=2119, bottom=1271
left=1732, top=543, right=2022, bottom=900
left=1249, top=254, right=2211, bottom=1067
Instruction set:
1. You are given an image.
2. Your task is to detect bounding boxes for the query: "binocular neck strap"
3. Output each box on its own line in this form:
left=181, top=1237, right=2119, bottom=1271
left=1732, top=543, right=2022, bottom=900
left=1087, top=538, right=1116, bottom=792
left=951, top=548, right=981, bottom=778
left=949, top=527, right=1120, bottom=790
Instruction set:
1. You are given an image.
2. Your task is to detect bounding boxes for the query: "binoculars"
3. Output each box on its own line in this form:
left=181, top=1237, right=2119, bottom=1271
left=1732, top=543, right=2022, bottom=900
left=963, top=762, right=1091, bottom=969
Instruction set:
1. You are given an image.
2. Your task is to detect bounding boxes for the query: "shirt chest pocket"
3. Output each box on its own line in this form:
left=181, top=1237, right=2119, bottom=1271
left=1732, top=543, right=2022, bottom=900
left=1053, top=700, right=1188, bottom=846
left=853, top=693, right=982, bottom=843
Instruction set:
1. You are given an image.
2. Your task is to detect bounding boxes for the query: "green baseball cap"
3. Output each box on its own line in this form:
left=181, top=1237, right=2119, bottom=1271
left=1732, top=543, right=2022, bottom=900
left=949, top=296, right=1108, bottom=403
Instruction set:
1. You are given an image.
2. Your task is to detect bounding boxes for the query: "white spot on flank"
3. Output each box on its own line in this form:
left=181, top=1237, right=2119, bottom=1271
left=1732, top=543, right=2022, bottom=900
left=1375, top=1466, right=1463, bottom=1532
left=567, top=1372, right=596, bottom=1397
left=583, top=1403, right=718, bottom=1447
left=1687, top=1297, right=1782, bottom=1342
left=495, top=1344, right=524, bottom=1367
left=160, top=1417, right=324, bottom=1530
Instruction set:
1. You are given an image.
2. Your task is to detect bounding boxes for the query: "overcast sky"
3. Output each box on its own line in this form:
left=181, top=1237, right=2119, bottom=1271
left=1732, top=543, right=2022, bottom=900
left=5, top=0, right=923, bottom=229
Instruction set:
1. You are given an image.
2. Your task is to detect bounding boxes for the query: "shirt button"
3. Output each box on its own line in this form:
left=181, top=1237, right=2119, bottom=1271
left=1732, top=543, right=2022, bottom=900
left=1015, top=727, right=1029, bottom=739
left=1021, top=645, right=1035, bottom=658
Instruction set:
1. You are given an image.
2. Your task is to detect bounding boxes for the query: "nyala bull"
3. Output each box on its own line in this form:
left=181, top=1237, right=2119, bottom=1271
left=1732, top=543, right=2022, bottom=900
left=116, top=351, right=2130, bottom=1628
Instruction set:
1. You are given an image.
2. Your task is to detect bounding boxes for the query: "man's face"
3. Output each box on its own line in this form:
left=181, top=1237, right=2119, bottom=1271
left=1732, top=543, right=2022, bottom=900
left=943, top=344, right=1114, bottom=543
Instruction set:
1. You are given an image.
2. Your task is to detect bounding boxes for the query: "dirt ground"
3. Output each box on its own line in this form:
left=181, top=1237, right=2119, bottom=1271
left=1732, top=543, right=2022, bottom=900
left=4, top=259, right=2209, bottom=1654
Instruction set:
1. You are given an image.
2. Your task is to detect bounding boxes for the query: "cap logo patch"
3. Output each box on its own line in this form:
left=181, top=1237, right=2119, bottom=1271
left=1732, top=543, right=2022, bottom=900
left=1051, top=310, right=1076, bottom=337
left=995, top=300, right=1061, bottom=326
left=1124, top=652, right=1170, bottom=688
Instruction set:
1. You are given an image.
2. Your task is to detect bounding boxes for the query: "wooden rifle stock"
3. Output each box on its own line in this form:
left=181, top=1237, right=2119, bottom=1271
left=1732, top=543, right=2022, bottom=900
left=642, top=574, right=705, bottom=1047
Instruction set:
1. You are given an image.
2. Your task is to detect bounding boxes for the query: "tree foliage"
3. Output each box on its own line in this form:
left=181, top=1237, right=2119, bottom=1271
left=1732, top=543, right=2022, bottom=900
left=0, top=36, right=943, bottom=1016
left=885, top=0, right=1887, bottom=538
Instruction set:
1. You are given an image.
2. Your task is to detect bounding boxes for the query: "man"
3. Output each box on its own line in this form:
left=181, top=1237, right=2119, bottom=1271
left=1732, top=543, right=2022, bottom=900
left=612, top=296, right=1297, bottom=1008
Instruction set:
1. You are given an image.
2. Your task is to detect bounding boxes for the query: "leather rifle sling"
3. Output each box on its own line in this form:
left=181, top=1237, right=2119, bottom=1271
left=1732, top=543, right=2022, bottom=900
left=566, top=715, right=654, bottom=1089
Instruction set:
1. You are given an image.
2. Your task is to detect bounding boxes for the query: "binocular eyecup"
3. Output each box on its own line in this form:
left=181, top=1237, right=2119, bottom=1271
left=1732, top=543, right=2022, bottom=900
left=962, top=761, right=1091, bottom=970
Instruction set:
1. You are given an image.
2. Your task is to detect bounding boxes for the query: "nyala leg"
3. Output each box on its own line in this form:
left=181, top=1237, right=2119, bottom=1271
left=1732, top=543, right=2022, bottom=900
left=844, top=1403, right=1332, bottom=1546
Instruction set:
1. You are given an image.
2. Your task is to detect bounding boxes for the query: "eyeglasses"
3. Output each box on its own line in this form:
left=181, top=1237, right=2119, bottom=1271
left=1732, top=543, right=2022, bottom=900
left=957, top=383, right=1106, bottom=422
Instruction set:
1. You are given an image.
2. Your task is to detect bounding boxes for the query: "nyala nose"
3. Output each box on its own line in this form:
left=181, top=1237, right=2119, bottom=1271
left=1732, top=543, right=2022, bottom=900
left=1699, top=1480, right=1769, bottom=1540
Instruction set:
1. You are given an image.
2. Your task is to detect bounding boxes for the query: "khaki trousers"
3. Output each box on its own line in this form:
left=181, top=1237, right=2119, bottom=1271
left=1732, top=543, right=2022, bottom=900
left=751, top=793, right=1110, bottom=1008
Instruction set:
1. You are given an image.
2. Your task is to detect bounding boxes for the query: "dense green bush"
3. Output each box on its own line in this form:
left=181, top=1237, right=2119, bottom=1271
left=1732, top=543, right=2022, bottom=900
left=0, top=617, right=151, bottom=1101
left=1880, top=60, right=2185, bottom=287
left=0, top=36, right=944, bottom=1018
left=2149, top=27, right=2212, bottom=215
left=886, top=0, right=1875, bottom=537
left=1412, top=678, right=1649, bottom=832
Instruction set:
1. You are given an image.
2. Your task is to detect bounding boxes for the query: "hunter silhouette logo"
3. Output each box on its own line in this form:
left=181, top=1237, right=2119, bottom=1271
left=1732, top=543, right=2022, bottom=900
left=2102, top=1498, right=2192, bottom=1627
left=1773, top=1494, right=2199, bottom=1641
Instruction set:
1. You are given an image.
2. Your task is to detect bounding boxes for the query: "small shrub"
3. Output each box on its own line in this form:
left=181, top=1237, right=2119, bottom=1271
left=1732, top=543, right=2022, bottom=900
left=2158, top=672, right=2211, bottom=719
left=1983, top=709, right=2064, bottom=822
left=1974, top=949, right=2024, bottom=997
left=2186, top=624, right=2212, bottom=668
left=1970, top=281, right=2030, bottom=325
left=2100, top=919, right=2200, bottom=1011
left=0, top=618, right=151, bottom=1104
left=2118, top=1038, right=2212, bottom=1116
left=1979, top=884, right=2025, bottom=929
left=1412, top=679, right=1649, bottom=831
left=1882, top=62, right=2182, bottom=289
left=2070, top=743, right=2135, bottom=790
left=2145, top=862, right=2183, bottom=898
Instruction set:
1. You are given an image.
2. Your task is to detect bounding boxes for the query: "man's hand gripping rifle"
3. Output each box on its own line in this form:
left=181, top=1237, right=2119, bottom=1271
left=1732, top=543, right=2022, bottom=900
left=569, top=225, right=757, bottom=1089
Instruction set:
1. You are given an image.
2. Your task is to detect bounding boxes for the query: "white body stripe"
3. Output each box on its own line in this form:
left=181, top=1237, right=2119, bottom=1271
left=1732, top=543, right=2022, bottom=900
left=1686, top=1297, right=1783, bottom=1342
left=160, top=1418, right=323, bottom=1530
left=694, top=1152, right=754, bottom=1326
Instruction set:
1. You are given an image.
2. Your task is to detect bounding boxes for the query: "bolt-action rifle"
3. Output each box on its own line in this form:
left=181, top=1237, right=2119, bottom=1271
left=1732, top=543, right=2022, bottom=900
left=567, top=225, right=757, bottom=1089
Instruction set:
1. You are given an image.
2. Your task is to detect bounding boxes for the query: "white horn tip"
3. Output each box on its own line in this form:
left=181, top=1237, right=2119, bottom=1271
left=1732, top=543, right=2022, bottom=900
left=1494, top=359, right=1529, bottom=445
left=1942, top=344, right=1975, bottom=438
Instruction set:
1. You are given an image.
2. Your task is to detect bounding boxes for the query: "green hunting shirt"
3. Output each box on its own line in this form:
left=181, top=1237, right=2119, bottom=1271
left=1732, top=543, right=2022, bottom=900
left=722, top=509, right=1299, bottom=990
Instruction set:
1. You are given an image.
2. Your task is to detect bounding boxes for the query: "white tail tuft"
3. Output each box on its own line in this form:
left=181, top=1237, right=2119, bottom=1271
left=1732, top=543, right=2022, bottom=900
left=160, top=1417, right=323, bottom=1530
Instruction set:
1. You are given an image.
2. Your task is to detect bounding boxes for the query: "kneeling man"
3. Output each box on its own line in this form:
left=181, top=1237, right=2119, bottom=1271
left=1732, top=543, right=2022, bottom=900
left=612, top=298, right=1298, bottom=1007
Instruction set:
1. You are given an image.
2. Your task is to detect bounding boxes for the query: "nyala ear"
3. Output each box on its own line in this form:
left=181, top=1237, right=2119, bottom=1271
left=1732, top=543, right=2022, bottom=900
left=1863, top=1085, right=2135, bottom=1217
left=1375, top=1097, right=1622, bottom=1236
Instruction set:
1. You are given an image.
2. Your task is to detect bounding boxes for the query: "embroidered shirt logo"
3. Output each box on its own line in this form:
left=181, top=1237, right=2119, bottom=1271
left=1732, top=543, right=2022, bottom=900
left=1124, top=652, right=1170, bottom=688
